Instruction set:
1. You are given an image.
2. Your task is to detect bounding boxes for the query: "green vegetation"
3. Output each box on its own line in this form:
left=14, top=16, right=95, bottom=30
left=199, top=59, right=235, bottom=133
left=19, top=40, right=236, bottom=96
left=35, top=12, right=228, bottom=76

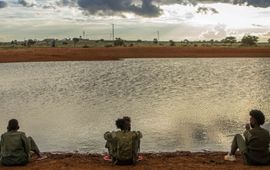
left=169, top=40, right=175, bottom=46
left=153, top=38, right=158, bottom=44
left=1, top=35, right=269, bottom=49
left=221, top=36, right=237, bottom=44
left=114, top=38, right=125, bottom=46
left=72, top=38, right=80, bottom=47
left=241, top=35, right=259, bottom=46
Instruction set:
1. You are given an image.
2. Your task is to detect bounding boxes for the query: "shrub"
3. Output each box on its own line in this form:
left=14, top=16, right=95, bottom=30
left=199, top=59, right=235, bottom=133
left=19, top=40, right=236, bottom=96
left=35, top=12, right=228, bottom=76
left=241, top=35, right=258, bottom=46
left=169, top=40, right=175, bottom=46
left=153, top=38, right=158, bottom=44
left=72, top=38, right=80, bottom=47
left=114, top=38, right=124, bottom=46
left=222, top=36, right=237, bottom=44
left=105, top=44, right=113, bottom=48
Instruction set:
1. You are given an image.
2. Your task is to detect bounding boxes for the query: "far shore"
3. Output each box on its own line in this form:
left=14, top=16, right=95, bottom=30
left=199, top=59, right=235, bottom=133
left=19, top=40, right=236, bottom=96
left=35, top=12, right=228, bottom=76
left=0, top=151, right=269, bottom=170
left=0, top=47, right=269, bottom=63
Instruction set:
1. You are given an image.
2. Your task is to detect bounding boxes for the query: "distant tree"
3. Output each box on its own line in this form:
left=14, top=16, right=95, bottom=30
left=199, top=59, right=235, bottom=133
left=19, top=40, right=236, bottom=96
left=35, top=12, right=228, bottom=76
left=183, top=39, right=189, bottom=44
left=268, top=38, right=270, bottom=44
left=11, top=40, right=17, bottom=48
left=137, top=39, right=142, bottom=43
left=114, top=38, right=124, bottom=46
left=62, top=41, right=68, bottom=45
left=51, top=39, right=56, bottom=47
left=11, top=40, right=17, bottom=45
left=43, top=39, right=51, bottom=46
left=222, top=36, right=237, bottom=44
left=100, top=39, right=104, bottom=42
left=27, top=39, right=36, bottom=47
left=209, top=39, right=214, bottom=45
left=153, top=38, right=158, bottom=44
left=241, top=35, right=258, bottom=46
left=105, top=44, right=113, bottom=48
left=169, top=40, right=175, bottom=46
left=72, top=38, right=80, bottom=47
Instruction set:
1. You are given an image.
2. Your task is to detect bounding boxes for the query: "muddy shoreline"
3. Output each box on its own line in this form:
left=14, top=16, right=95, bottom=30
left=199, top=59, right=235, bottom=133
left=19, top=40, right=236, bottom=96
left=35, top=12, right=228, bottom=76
left=0, top=152, right=269, bottom=170
left=0, top=47, right=269, bottom=63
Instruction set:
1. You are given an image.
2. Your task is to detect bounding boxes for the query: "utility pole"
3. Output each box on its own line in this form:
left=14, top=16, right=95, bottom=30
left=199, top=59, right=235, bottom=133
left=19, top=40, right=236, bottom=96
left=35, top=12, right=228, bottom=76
left=83, top=31, right=86, bottom=39
left=157, top=31, right=160, bottom=42
left=112, top=24, right=115, bottom=41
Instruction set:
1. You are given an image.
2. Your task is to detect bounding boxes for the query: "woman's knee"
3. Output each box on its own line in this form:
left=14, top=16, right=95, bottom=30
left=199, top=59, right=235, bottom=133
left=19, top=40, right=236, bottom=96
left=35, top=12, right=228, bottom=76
left=235, top=134, right=242, bottom=138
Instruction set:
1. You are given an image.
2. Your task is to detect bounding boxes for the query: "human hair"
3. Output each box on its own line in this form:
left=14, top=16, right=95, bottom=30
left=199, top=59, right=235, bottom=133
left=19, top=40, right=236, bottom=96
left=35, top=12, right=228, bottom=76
left=123, top=116, right=131, bottom=131
left=115, top=118, right=126, bottom=130
left=7, top=119, right=19, bottom=132
left=250, top=110, right=265, bottom=125
left=123, top=116, right=131, bottom=123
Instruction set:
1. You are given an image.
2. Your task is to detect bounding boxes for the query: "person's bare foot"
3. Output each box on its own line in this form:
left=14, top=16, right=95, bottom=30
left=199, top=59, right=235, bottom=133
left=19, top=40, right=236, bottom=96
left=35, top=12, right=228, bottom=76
left=103, top=154, right=112, bottom=161
left=138, top=155, right=143, bottom=161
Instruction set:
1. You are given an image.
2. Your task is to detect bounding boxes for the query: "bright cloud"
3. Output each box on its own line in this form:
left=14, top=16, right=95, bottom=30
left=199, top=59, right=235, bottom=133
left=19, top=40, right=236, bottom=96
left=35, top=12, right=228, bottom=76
left=0, top=0, right=269, bottom=41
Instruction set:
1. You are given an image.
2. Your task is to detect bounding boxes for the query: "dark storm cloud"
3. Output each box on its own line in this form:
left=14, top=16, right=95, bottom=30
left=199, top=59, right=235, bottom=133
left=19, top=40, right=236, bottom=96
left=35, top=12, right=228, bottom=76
left=18, top=0, right=34, bottom=7
left=56, top=0, right=77, bottom=6
left=0, top=1, right=7, bottom=8
left=197, top=7, right=219, bottom=14
left=42, top=5, right=56, bottom=9
left=77, top=0, right=161, bottom=17
left=233, top=0, right=270, bottom=8
left=55, top=0, right=270, bottom=18
left=158, top=0, right=270, bottom=8
left=194, top=0, right=270, bottom=8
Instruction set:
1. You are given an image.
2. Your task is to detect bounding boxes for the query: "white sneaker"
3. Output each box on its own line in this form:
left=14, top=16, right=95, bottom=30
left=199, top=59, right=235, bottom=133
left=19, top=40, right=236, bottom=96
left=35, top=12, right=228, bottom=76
left=224, top=154, right=236, bottom=161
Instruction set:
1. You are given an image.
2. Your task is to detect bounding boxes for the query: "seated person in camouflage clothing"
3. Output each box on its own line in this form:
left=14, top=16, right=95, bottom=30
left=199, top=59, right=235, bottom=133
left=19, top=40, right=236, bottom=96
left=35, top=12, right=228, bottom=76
left=104, top=117, right=142, bottom=164
left=0, top=119, right=46, bottom=166
left=224, top=110, right=270, bottom=165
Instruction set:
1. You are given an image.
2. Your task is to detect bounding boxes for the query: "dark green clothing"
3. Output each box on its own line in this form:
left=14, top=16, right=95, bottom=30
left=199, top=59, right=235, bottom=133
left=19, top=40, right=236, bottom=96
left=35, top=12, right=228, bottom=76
left=0, top=131, right=29, bottom=166
left=245, top=127, right=270, bottom=165
left=104, top=130, right=142, bottom=163
left=231, top=127, right=270, bottom=165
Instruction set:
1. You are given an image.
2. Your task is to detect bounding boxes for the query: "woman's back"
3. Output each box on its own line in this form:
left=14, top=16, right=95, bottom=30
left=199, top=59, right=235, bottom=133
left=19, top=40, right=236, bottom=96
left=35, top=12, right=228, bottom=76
left=1, top=131, right=29, bottom=166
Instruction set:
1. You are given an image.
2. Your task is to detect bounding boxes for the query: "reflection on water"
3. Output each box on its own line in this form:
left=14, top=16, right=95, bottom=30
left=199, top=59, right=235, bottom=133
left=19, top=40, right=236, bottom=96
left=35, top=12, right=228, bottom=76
left=0, top=58, right=270, bottom=153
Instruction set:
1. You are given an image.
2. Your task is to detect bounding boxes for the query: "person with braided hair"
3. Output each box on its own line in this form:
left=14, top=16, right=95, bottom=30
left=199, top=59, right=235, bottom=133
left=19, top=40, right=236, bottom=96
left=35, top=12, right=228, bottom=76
left=224, top=110, right=270, bottom=165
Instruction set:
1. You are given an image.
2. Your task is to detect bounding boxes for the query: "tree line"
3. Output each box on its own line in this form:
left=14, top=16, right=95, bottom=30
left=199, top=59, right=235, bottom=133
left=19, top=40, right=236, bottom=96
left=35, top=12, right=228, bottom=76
left=8, top=34, right=270, bottom=48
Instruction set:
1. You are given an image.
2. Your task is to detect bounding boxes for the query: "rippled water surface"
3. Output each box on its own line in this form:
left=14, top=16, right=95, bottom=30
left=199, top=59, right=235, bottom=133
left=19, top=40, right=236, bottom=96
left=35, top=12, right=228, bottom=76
left=0, top=58, right=270, bottom=153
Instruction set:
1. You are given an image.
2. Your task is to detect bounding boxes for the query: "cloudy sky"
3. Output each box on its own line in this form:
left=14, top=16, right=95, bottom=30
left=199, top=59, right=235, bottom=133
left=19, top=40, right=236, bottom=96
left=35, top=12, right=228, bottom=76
left=0, top=0, right=269, bottom=42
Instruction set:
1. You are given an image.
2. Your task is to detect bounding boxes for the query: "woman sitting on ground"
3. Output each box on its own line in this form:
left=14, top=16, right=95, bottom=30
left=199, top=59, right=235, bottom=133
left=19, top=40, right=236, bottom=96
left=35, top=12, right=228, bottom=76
left=0, top=119, right=46, bottom=166
left=224, top=110, right=270, bottom=165
left=104, top=117, right=142, bottom=165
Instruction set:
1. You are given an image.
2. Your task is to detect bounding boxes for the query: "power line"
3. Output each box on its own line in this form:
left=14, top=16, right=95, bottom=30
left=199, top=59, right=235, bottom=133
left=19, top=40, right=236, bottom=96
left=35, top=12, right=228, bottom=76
left=112, top=24, right=115, bottom=41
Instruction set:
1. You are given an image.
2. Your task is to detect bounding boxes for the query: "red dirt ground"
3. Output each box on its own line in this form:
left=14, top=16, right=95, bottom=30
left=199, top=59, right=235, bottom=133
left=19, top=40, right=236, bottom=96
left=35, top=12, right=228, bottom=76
left=0, top=152, right=269, bottom=170
left=0, top=47, right=269, bottom=63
